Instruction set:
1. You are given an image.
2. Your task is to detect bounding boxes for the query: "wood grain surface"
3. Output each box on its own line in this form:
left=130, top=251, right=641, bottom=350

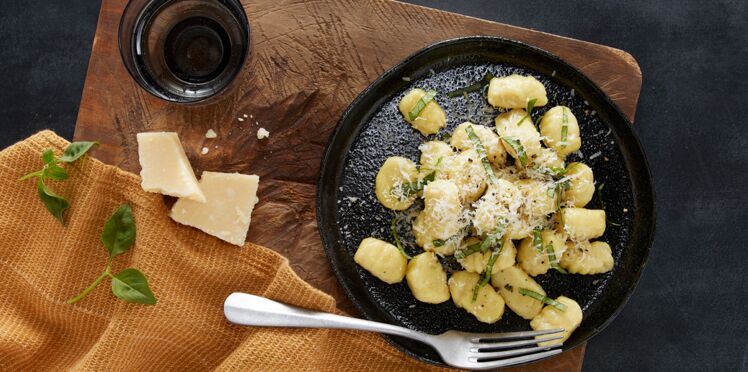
left=74, top=0, right=641, bottom=370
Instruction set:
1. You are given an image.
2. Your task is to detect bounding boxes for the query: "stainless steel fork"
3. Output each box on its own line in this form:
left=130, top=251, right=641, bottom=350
left=223, top=292, right=564, bottom=370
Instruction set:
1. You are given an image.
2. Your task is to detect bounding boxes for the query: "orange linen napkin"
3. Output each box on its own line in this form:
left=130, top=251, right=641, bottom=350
left=0, top=131, right=442, bottom=371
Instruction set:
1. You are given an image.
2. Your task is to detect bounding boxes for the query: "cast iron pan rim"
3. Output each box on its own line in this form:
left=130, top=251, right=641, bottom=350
left=316, top=35, right=655, bottom=368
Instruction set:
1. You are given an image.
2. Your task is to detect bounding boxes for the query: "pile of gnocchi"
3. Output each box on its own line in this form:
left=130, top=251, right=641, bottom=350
left=354, top=73, right=613, bottom=344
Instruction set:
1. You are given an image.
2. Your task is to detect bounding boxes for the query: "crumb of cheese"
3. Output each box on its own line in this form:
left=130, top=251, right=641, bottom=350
left=201, top=147, right=209, bottom=154
left=205, top=129, right=217, bottom=138
left=257, top=128, right=270, bottom=139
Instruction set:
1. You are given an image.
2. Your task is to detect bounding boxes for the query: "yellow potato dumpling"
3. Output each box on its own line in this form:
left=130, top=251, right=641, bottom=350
left=517, top=230, right=566, bottom=276
left=496, top=109, right=543, bottom=163
left=375, top=156, right=418, bottom=211
left=491, top=266, right=546, bottom=319
left=449, top=271, right=505, bottom=324
left=559, top=208, right=606, bottom=241
left=354, top=238, right=408, bottom=284
left=412, top=180, right=463, bottom=251
left=530, top=296, right=583, bottom=346
left=458, top=237, right=517, bottom=274
left=562, top=163, right=595, bottom=207
left=398, top=88, right=446, bottom=136
left=450, top=122, right=506, bottom=166
left=418, top=141, right=453, bottom=176
left=487, top=74, right=548, bottom=109
left=540, top=106, right=581, bottom=157
left=472, top=179, right=521, bottom=237
left=560, top=240, right=614, bottom=275
left=443, top=149, right=487, bottom=204
left=515, top=179, right=556, bottom=218
left=406, top=252, right=450, bottom=304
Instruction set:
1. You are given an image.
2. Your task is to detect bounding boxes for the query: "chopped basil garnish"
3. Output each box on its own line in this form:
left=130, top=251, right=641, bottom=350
left=472, top=238, right=506, bottom=301
left=518, top=288, right=567, bottom=311
left=465, top=125, right=498, bottom=184
left=390, top=218, right=412, bottom=259
left=517, top=98, right=538, bottom=126
left=596, top=183, right=606, bottom=209
left=560, top=107, right=569, bottom=148
left=392, top=171, right=436, bottom=200
left=532, top=229, right=543, bottom=253
left=545, top=241, right=567, bottom=274
left=455, top=221, right=507, bottom=260
left=432, top=239, right=445, bottom=247
left=408, top=89, right=438, bottom=121
left=501, top=137, right=528, bottom=167
left=446, top=73, right=494, bottom=98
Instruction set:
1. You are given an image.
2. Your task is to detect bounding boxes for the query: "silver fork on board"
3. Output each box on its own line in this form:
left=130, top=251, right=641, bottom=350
left=223, top=292, right=564, bottom=370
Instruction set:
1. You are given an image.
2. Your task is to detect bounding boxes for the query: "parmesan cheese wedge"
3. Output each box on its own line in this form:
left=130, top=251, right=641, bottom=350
left=137, top=132, right=206, bottom=202
left=170, top=172, right=259, bottom=246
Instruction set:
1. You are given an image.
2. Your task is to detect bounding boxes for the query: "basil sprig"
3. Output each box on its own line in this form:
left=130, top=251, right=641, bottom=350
left=501, top=137, right=528, bottom=167
left=465, top=125, right=498, bottom=184
left=19, top=141, right=98, bottom=224
left=518, top=288, right=567, bottom=312
left=446, top=73, right=494, bottom=98
left=67, top=204, right=157, bottom=305
left=516, top=98, right=538, bottom=126
left=408, top=89, right=438, bottom=121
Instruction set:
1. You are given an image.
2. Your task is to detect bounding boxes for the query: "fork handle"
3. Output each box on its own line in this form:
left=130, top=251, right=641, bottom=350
left=224, top=292, right=430, bottom=344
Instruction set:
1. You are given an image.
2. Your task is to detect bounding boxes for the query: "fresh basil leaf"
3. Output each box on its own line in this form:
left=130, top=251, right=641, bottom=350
left=501, top=137, right=528, bottom=167
left=560, top=108, right=569, bottom=148
left=101, top=204, right=136, bottom=257
left=446, top=73, right=494, bottom=98
left=516, top=98, right=538, bottom=126
left=465, top=125, right=498, bottom=184
left=518, top=288, right=567, bottom=311
left=472, top=238, right=506, bottom=301
left=37, top=179, right=69, bottom=224
left=408, top=90, right=437, bottom=121
left=111, top=268, right=157, bottom=305
left=43, top=163, right=69, bottom=181
left=532, top=229, right=543, bottom=253
left=42, top=149, right=55, bottom=164
left=58, top=141, right=98, bottom=163
left=390, top=218, right=412, bottom=259
left=432, top=239, right=445, bottom=247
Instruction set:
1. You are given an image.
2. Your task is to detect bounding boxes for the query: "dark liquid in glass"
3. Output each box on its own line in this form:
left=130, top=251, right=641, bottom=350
left=120, top=0, right=249, bottom=103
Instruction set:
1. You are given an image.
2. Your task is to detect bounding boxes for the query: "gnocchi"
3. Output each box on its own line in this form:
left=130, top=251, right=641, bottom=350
left=449, top=271, right=505, bottom=324
left=399, top=88, right=446, bottom=135
left=354, top=238, right=408, bottom=284
left=487, top=74, right=548, bottom=109
left=530, top=296, right=583, bottom=345
left=375, top=157, right=418, bottom=210
left=406, top=252, right=450, bottom=304
left=355, top=73, right=618, bottom=338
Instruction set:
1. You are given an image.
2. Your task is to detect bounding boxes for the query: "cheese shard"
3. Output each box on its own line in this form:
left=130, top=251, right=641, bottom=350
left=137, top=132, right=206, bottom=203
left=170, top=172, right=260, bottom=246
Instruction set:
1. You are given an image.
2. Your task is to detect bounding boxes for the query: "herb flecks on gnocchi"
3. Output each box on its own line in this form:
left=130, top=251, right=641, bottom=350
left=355, top=73, right=612, bottom=337
left=398, top=88, right=446, bottom=136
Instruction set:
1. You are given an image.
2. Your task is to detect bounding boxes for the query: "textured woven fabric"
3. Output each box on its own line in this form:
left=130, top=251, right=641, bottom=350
left=0, top=131, right=442, bottom=371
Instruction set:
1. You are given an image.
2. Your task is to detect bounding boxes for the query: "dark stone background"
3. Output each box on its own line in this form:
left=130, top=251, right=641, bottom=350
left=0, top=0, right=746, bottom=370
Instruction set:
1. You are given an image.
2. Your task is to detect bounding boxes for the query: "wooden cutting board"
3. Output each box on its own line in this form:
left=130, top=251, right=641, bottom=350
left=74, top=0, right=642, bottom=370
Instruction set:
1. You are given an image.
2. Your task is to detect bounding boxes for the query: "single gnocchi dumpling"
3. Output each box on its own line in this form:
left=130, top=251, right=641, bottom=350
left=530, top=296, right=583, bottom=346
left=406, top=251, right=450, bottom=304
left=449, top=271, right=505, bottom=324
left=418, top=141, right=453, bottom=177
left=559, top=207, right=606, bottom=241
left=560, top=240, right=614, bottom=274
left=540, top=106, right=581, bottom=157
left=458, top=237, right=517, bottom=274
left=412, top=180, right=463, bottom=253
left=562, top=162, right=595, bottom=207
left=517, top=230, right=566, bottom=276
left=491, top=266, right=546, bottom=319
left=375, top=157, right=418, bottom=210
left=450, top=122, right=506, bottom=166
left=444, top=149, right=487, bottom=204
left=354, top=238, right=408, bottom=284
left=496, top=109, right=543, bottom=164
left=472, top=179, right=522, bottom=237
left=398, top=88, right=446, bottom=136
left=487, top=74, right=548, bottom=109
left=515, top=179, right=556, bottom=218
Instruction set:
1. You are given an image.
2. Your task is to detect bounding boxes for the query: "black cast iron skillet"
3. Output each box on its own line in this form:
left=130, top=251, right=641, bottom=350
left=316, top=36, right=655, bottom=367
